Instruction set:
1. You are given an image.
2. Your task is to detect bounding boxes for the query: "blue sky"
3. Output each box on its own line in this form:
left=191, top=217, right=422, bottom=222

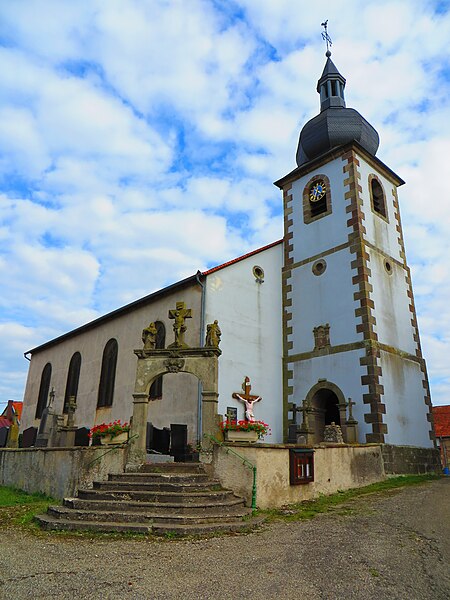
left=0, top=0, right=449, bottom=413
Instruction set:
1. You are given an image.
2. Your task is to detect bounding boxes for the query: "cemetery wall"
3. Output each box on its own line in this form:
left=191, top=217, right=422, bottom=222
left=0, top=446, right=127, bottom=499
left=212, top=443, right=385, bottom=508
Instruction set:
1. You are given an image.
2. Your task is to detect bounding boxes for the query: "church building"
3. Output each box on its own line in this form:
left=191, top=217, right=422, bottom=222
left=19, top=52, right=434, bottom=451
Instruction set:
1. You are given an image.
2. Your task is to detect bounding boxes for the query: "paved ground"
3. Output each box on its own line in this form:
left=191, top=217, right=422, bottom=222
left=0, top=478, right=449, bottom=600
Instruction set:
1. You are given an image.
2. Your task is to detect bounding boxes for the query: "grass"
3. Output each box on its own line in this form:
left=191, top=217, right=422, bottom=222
left=0, top=486, right=56, bottom=528
left=260, top=474, right=440, bottom=523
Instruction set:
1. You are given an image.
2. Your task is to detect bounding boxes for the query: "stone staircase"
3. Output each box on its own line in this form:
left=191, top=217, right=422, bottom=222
left=36, top=462, right=262, bottom=536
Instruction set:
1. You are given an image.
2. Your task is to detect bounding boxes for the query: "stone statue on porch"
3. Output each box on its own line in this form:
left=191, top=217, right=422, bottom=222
left=142, top=321, right=158, bottom=350
left=232, top=376, right=262, bottom=422
left=168, top=301, right=192, bottom=348
left=205, top=320, right=221, bottom=347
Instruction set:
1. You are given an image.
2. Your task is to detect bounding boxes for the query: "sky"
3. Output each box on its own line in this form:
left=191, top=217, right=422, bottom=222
left=0, top=0, right=449, bottom=414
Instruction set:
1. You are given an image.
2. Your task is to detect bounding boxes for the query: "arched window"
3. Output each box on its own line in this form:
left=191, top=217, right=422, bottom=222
left=303, top=174, right=332, bottom=223
left=149, top=321, right=165, bottom=400
left=35, top=362, right=52, bottom=419
left=369, top=175, right=388, bottom=219
left=63, top=352, right=82, bottom=413
left=97, top=339, right=118, bottom=408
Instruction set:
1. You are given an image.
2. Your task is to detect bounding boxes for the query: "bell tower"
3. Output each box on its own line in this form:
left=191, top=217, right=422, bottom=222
left=275, top=49, right=434, bottom=447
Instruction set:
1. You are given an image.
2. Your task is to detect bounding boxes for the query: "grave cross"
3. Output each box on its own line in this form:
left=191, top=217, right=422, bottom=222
left=347, top=397, right=356, bottom=422
left=168, top=301, right=192, bottom=348
left=232, top=376, right=262, bottom=422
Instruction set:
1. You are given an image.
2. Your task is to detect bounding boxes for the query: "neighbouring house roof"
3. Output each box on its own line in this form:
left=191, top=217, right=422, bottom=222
left=0, top=416, right=11, bottom=428
left=1, top=400, right=23, bottom=423
left=26, top=240, right=283, bottom=356
left=432, top=405, right=450, bottom=437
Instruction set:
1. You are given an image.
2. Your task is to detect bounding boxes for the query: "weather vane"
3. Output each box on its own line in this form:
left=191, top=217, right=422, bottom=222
left=321, top=20, right=332, bottom=57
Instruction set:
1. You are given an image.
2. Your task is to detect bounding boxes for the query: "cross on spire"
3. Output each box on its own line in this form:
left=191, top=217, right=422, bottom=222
left=321, top=20, right=332, bottom=56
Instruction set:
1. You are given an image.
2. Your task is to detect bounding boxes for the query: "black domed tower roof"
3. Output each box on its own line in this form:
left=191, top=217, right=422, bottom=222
left=296, top=54, right=380, bottom=166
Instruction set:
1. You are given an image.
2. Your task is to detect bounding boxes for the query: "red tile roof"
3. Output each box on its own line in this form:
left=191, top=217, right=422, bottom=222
left=1, top=400, right=23, bottom=421
left=0, top=416, right=11, bottom=428
left=202, top=239, right=283, bottom=276
left=432, top=405, right=450, bottom=437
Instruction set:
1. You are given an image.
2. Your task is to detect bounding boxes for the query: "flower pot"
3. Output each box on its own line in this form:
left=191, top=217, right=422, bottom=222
left=224, top=430, right=259, bottom=443
left=100, top=432, right=128, bottom=445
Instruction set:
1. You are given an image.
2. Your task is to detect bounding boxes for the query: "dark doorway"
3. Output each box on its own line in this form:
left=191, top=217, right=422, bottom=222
left=310, top=388, right=341, bottom=442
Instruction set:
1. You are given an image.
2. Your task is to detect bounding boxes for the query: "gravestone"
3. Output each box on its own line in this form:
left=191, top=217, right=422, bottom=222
left=170, top=424, right=188, bottom=462
left=0, top=427, right=9, bottom=448
left=75, top=427, right=90, bottom=447
left=35, top=406, right=52, bottom=447
left=22, top=427, right=38, bottom=448
left=147, top=423, right=170, bottom=454
left=287, top=424, right=299, bottom=444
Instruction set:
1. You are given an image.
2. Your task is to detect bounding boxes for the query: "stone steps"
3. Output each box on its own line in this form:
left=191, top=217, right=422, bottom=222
left=63, top=496, right=247, bottom=514
left=35, top=462, right=262, bottom=537
left=108, top=472, right=211, bottom=484
left=94, top=480, right=220, bottom=492
left=77, top=488, right=234, bottom=503
left=46, top=504, right=251, bottom=524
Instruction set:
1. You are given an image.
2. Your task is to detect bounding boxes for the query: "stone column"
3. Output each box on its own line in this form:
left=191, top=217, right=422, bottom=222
left=345, top=397, right=359, bottom=443
left=201, top=390, right=219, bottom=447
left=127, top=392, right=149, bottom=470
left=337, top=401, right=348, bottom=441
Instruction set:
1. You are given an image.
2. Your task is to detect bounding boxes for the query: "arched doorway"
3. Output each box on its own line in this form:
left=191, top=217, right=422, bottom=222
left=128, top=346, right=221, bottom=468
left=305, top=381, right=346, bottom=443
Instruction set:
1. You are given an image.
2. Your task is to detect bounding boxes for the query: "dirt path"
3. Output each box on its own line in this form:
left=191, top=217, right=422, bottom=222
left=0, top=479, right=449, bottom=600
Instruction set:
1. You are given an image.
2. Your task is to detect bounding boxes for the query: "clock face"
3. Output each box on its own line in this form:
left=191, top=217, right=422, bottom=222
left=309, top=181, right=326, bottom=202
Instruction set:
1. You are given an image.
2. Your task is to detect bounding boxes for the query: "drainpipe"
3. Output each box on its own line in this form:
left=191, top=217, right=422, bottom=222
left=196, top=270, right=206, bottom=444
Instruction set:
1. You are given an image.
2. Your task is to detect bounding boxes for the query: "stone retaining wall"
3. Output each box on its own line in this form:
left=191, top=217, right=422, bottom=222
left=0, top=446, right=127, bottom=499
left=381, top=444, right=440, bottom=475
left=212, top=443, right=386, bottom=509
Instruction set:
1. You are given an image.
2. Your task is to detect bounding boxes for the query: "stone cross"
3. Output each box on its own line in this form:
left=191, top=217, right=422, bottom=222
left=347, top=397, right=355, bottom=419
left=168, top=301, right=192, bottom=348
left=66, top=395, right=77, bottom=428
left=48, top=387, right=55, bottom=409
left=232, top=376, right=262, bottom=422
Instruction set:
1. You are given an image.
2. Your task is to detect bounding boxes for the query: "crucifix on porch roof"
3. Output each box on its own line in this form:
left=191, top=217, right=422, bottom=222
left=168, top=301, right=192, bottom=348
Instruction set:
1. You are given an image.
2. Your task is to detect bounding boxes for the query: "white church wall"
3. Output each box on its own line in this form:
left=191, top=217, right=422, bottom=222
left=204, top=244, right=283, bottom=443
left=289, top=247, right=362, bottom=355
left=21, top=284, right=202, bottom=443
left=290, top=159, right=348, bottom=263
left=379, top=350, right=432, bottom=447
left=368, top=248, right=417, bottom=354
left=290, top=348, right=371, bottom=442
left=357, top=155, right=402, bottom=262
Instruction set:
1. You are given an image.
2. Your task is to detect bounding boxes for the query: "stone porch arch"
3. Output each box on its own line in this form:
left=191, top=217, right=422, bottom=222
left=305, top=380, right=348, bottom=443
left=128, top=347, right=221, bottom=467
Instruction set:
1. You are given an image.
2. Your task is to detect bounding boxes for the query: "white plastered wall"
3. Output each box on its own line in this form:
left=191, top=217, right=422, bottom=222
left=289, top=247, right=362, bottom=355
left=204, top=244, right=283, bottom=443
left=380, top=350, right=432, bottom=447
left=289, top=159, right=348, bottom=263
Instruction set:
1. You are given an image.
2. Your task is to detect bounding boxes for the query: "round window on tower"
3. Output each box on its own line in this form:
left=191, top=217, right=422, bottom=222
left=312, top=259, right=327, bottom=276
left=384, top=259, right=393, bottom=275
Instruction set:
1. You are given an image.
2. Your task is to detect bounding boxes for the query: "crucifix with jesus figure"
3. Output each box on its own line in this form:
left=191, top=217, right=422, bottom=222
left=232, top=376, right=262, bottom=422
